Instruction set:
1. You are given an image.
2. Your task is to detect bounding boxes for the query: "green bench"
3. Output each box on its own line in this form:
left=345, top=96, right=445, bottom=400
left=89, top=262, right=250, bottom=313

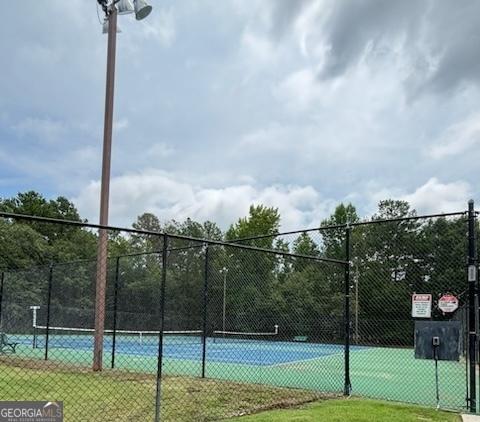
left=0, top=332, right=18, bottom=354
left=293, top=335, right=308, bottom=342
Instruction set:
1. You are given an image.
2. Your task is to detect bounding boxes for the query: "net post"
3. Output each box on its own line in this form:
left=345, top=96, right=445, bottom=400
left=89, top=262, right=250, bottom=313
left=201, top=243, right=209, bottom=379
left=155, top=235, right=168, bottom=422
left=0, top=272, right=4, bottom=329
left=33, top=325, right=37, bottom=349
left=44, top=264, right=54, bottom=361
left=467, top=199, right=477, bottom=412
left=344, top=226, right=352, bottom=396
left=30, top=305, right=40, bottom=348
left=111, top=256, right=120, bottom=369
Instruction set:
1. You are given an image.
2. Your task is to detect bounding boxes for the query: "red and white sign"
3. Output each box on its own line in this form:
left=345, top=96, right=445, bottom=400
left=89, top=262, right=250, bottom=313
left=412, top=294, right=432, bottom=318
left=438, top=295, right=459, bottom=313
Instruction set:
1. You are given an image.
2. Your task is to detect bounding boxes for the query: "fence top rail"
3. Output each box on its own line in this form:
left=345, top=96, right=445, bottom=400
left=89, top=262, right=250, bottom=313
left=54, top=209, right=471, bottom=263
left=230, top=210, right=468, bottom=243
left=0, top=212, right=348, bottom=266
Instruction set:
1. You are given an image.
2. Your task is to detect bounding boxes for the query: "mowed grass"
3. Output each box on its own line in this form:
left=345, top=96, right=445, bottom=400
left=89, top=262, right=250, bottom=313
left=13, top=341, right=467, bottom=410
left=230, top=398, right=462, bottom=422
left=0, top=357, right=326, bottom=421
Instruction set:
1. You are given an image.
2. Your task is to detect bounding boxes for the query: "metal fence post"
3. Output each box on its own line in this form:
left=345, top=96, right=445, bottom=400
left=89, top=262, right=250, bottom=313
left=0, top=272, right=4, bottom=328
left=344, top=227, right=352, bottom=395
left=468, top=200, right=477, bottom=412
left=111, top=256, right=120, bottom=369
left=201, top=244, right=209, bottom=379
left=155, top=235, right=168, bottom=422
left=45, top=264, right=54, bottom=361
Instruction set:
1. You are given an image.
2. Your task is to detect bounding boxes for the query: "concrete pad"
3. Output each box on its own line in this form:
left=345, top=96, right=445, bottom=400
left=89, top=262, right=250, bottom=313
left=462, top=414, right=480, bottom=422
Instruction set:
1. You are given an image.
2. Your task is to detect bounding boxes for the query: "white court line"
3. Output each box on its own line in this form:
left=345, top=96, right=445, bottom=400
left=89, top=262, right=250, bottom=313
left=267, top=346, right=373, bottom=368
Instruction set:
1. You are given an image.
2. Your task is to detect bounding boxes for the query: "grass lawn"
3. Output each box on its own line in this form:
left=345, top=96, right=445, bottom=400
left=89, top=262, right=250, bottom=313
left=0, top=357, right=327, bottom=421
left=230, top=398, right=462, bottom=422
left=12, top=340, right=467, bottom=411
left=0, top=357, right=464, bottom=421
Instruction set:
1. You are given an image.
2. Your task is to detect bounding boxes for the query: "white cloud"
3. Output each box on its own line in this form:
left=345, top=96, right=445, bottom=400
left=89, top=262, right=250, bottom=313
left=428, top=113, right=480, bottom=159
left=240, top=30, right=276, bottom=66
left=73, top=170, right=336, bottom=231
left=113, top=118, right=129, bottom=133
left=146, top=143, right=175, bottom=159
left=139, top=8, right=176, bottom=47
left=275, top=68, right=320, bottom=112
left=369, top=178, right=472, bottom=215
left=2, top=0, right=480, bottom=224
left=12, top=117, right=67, bottom=144
left=402, top=178, right=472, bottom=214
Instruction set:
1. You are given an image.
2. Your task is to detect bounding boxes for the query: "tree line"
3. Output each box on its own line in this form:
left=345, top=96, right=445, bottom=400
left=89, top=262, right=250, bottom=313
left=0, top=191, right=471, bottom=346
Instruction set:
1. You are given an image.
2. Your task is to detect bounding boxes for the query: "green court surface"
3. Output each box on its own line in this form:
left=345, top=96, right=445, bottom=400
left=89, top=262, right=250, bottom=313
left=10, top=342, right=467, bottom=412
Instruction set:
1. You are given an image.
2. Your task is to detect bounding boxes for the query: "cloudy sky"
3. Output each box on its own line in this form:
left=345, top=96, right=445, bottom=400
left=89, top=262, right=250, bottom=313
left=1, top=0, right=479, bottom=230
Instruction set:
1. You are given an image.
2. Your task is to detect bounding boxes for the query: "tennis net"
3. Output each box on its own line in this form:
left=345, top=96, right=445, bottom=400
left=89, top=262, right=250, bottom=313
left=212, top=325, right=279, bottom=344
left=32, top=325, right=203, bottom=349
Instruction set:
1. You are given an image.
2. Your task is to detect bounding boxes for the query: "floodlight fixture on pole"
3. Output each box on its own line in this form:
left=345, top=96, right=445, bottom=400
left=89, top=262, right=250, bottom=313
left=117, top=0, right=134, bottom=14
left=134, top=0, right=153, bottom=20
left=114, top=0, right=152, bottom=20
left=93, top=0, right=152, bottom=372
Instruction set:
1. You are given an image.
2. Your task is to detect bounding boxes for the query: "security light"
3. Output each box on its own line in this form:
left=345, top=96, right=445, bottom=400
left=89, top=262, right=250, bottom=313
left=134, top=0, right=153, bottom=20
left=117, top=0, right=135, bottom=15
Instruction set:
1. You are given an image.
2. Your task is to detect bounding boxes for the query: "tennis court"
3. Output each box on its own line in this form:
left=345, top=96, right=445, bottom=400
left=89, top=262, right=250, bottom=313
left=8, top=326, right=467, bottom=411
left=19, top=326, right=354, bottom=365
left=0, top=210, right=474, bottom=420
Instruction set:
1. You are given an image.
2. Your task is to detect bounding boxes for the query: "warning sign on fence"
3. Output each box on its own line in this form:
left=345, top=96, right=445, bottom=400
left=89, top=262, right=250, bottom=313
left=412, top=294, right=432, bottom=318
left=438, top=294, right=459, bottom=313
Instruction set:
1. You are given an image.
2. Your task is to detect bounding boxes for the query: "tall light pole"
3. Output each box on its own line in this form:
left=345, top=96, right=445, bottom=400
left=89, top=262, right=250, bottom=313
left=93, top=0, right=152, bottom=372
left=219, top=267, right=228, bottom=335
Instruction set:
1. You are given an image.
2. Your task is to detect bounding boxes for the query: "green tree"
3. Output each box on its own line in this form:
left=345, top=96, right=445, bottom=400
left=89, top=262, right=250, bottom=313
left=226, top=205, right=280, bottom=248
left=0, top=192, right=96, bottom=262
left=353, top=200, right=420, bottom=344
left=0, top=220, right=50, bottom=270
left=320, top=203, right=359, bottom=259
left=216, top=205, right=282, bottom=331
left=291, top=232, right=320, bottom=272
left=0, top=193, right=97, bottom=330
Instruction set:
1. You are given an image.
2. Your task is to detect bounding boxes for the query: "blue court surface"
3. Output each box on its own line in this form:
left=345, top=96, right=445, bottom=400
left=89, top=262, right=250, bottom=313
left=14, top=334, right=362, bottom=366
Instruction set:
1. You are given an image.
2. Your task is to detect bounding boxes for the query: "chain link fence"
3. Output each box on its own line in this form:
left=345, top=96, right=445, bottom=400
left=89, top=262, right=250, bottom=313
left=0, top=208, right=476, bottom=421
